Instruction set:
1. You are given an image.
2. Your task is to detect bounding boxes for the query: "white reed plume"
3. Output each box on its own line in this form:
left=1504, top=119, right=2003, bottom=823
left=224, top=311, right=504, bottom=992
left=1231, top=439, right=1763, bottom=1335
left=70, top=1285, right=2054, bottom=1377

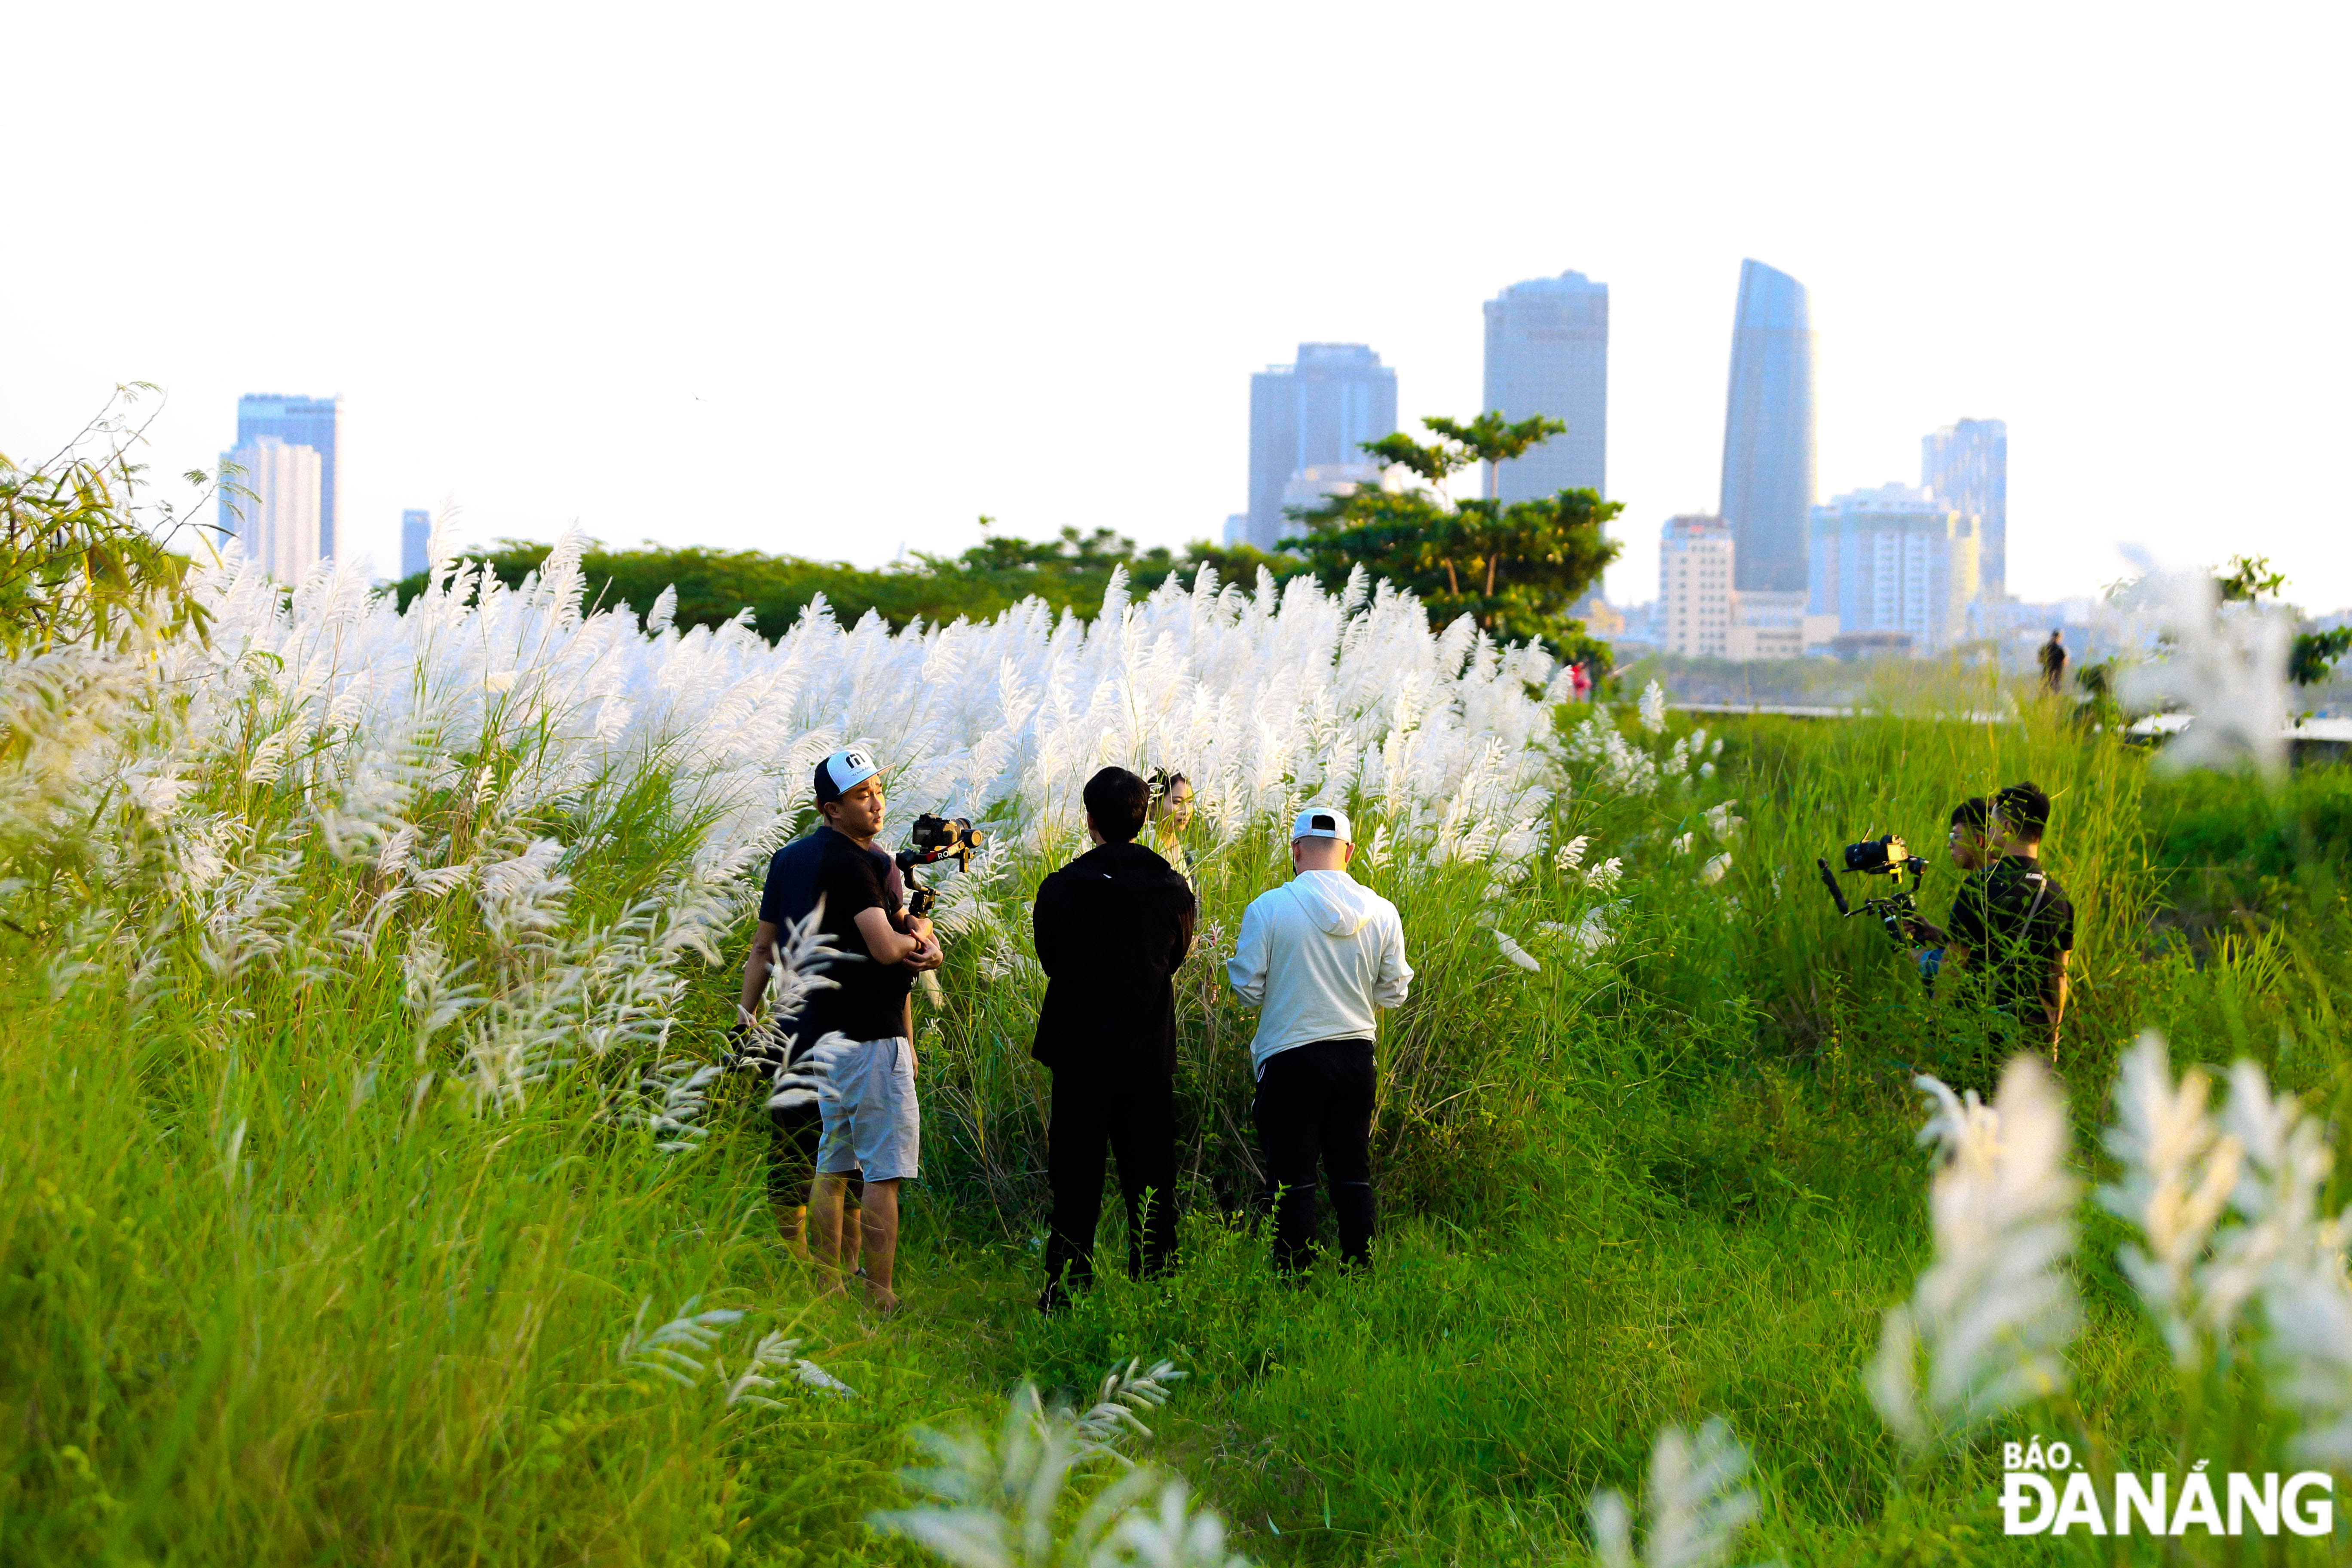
left=743, top=900, right=843, bottom=1041
left=1554, top=835, right=1589, bottom=873
left=1703, top=801, right=1743, bottom=840
left=766, top=1032, right=858, bottom=1115
left=1490, top=927, right=1542, bottom=971
left=1584, top=857, right=1624, bottom=892
left=2095, top=1032, right=2243, bottom=1365
left=721, top=1329, right=858, bottom=1408
left=1070, top=1359, right=1187, bottom=1460
left=2200, top=1058, right=2343, bottom=1338
left=1868, top=1058, right=2079, bottom=1448
left=1700, top=854, right=1732, bottom=886
left=874, top=1363, right=1237, bottom=1568
left=2263, top=1261, right=2352, bottom=1466
left=619, top=1059, right=725, bottom=1153
left=615, top=1297, right=745, bottom=1387
left=1638, top=680, right=1669, bottom=735
left=2184, top=1055, right=2352, bottom=1460
left=1587, top=1417, right=1773, bottom=1568
left=2113, top=565, right=2291, bottom=774
left=1092, top=1481, right=1253, bottom=1567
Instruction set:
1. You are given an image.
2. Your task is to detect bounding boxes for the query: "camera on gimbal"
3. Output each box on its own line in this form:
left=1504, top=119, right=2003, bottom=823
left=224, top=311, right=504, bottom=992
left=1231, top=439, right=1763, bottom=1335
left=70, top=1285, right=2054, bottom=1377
left=1816, top=834, right=1942, bottom=949
left=894, top=813, right=987, bottom=918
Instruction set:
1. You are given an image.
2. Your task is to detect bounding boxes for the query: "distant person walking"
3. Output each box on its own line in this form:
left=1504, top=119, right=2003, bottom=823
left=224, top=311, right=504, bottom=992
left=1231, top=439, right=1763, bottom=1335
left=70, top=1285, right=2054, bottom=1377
left=1031, top=767, right=1197, bottom=1311
left=1227, top=807, right=1412, bottom=1273
left=2039, top=629, right=2068, bottom=694
left=1570, top=660, right=1594, bottom=702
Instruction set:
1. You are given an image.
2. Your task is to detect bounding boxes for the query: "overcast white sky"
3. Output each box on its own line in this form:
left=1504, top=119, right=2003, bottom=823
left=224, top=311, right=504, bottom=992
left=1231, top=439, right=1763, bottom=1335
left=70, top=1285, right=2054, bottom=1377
left=7, top=3, right=2348, bottom=609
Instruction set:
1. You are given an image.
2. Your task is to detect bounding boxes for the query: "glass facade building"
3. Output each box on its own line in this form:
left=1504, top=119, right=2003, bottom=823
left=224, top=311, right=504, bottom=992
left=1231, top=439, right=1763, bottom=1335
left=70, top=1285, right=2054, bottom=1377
left=226, top=395, right=342, bottom=558
left=1482, top=270, right=1608, bottom=502
left=1922, top=418, right=2008, bottom=603
left=1246, top=344, right=1397, bottom=552
left=1718, top=261, right=1816, bottom=594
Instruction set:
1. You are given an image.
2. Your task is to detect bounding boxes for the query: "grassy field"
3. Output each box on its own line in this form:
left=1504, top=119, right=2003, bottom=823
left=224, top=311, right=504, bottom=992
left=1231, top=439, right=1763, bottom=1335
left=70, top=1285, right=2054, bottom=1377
left=3, top=570, right=2349, bottom=1564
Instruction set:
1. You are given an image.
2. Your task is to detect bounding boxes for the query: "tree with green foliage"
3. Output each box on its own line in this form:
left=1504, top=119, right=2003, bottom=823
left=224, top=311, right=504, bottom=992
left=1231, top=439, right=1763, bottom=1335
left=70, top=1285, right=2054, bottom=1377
left=390, top=522, right=1311, bottom=639
left=1286, top=412, right=1623, bottom=667
left=2213, top=553, right=2352, bottom=687
left=0, top=388, right=215, bottom=653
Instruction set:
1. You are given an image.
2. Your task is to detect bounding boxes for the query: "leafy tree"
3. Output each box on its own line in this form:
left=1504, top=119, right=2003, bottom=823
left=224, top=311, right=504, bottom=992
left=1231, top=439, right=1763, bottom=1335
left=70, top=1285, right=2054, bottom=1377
left=2212, top=554, right=2349, bottom=687
left=391, top=523, right=1313, bottom=639
left=1286, top=413, right=1623, bottom=666
left=0, top=387, right=215, bottom=652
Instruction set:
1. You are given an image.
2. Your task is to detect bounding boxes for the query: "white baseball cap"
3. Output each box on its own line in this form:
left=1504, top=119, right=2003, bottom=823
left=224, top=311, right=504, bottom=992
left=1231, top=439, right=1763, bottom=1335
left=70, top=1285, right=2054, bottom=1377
left=815, top=747, right=879, bottom=802
left=1291, top=805, right=1352, bottom=842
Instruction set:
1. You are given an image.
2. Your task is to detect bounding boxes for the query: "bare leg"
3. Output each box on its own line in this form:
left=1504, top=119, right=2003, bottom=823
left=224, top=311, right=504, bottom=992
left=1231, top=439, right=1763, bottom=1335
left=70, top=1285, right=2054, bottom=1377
left=808, top=1174, right=851, bottom=1289
left=858, top=1179, right=902, bottom=1312
left=774, top=1202, right=810, bottom=1262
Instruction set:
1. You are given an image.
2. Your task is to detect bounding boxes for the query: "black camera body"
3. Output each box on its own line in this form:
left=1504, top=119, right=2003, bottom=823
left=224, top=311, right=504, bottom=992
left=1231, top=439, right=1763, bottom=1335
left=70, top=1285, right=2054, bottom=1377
left=1817, top=833, right=1937, bottom=954
left=895, top=813, right=987, bottom=918
left=1842, top=834, right=1927, bottom=880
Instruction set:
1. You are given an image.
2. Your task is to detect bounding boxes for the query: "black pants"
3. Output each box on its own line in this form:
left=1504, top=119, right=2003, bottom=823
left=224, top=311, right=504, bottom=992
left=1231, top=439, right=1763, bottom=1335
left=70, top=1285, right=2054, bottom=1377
left=1042, top=1068, right=1178, bottom=1301
left=1253, top=1038, right=1376, bottom=1271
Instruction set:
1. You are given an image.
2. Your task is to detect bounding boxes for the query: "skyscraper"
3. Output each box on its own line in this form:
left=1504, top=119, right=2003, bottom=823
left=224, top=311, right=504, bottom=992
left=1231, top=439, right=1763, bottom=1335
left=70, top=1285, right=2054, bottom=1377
left=1807, top=483, right=1980, bottom=654
left=1482, top=270, right=1608, bottom=502
left=1718, top=261, right=1817, bottom=594
left=217, top=435, right=325, bottom=583
left=1923, top=418, right=2008, bottom=602
left=232, top=395, right=342, bottom=557
left=1247, top=344, right=1397, bottom=551
left=401, top=509, right=432, bottom=579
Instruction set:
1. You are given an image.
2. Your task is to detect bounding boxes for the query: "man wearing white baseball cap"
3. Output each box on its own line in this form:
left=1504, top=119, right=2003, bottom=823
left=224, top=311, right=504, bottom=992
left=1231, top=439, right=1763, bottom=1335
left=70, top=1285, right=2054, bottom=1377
left=1226, top=805, right=1413, bottom=1273
left=788, top=747, right=940, bottom=1313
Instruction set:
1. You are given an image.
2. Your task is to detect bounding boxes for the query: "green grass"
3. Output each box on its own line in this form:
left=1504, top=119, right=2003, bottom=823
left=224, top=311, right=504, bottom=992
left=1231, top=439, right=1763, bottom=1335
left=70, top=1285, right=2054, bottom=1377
left=6, top=690, right=2351, bottom=1565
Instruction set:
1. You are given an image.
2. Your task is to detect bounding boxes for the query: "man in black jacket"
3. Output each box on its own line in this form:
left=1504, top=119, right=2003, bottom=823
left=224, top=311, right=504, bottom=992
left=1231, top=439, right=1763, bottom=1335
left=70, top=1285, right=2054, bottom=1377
left=1032, top=766, right=1197, bottom=1311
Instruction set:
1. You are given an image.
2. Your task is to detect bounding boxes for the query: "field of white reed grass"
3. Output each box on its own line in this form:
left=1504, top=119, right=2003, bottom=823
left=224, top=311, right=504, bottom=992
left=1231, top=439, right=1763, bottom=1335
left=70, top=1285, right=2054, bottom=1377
left=3, top=537, right=2350, bottom=1564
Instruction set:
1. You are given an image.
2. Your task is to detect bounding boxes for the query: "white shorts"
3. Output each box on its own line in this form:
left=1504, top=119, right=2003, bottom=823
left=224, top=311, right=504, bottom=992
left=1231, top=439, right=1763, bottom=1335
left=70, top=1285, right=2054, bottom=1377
left=816, top=1037, right=921, bottom=1182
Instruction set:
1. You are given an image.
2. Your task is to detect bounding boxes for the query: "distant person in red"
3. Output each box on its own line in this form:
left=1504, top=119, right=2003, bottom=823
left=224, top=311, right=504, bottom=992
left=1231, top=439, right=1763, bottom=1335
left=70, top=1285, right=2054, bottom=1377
left=1570, top=661, right=1593, bottom=702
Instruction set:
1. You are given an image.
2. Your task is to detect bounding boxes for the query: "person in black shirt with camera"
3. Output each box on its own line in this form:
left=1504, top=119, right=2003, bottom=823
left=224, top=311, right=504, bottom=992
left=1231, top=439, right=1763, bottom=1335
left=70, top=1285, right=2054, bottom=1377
left=1944, top=780, right=2074, bottom=1045
left=1031, top=766, right=1197, bottom=1311
left=736, top=748, right=939, bottom=1313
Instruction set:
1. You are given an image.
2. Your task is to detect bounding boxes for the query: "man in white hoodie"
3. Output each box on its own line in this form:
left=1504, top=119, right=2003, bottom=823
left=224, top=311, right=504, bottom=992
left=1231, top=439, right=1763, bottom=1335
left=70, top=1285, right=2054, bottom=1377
left=1226, top=806, right=1413, bottom=1272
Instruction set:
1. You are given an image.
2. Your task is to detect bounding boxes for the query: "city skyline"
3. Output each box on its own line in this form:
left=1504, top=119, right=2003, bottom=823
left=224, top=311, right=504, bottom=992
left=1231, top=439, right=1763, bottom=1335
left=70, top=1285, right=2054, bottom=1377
left=1718, top=260, right=1817, bottom=597
left=6, top=7, right=2347, bottom=606
left=1482, top=270, right=1608, bottom=503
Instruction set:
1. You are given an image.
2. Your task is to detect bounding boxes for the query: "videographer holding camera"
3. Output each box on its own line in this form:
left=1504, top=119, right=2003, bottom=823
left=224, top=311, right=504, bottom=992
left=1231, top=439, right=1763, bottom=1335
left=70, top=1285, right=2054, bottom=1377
left=1943, top=781, right=2073, bottom=1046
left=1031, top=767, right=1197, bottom=1311
left=739, top=748, right=941, bottom=1314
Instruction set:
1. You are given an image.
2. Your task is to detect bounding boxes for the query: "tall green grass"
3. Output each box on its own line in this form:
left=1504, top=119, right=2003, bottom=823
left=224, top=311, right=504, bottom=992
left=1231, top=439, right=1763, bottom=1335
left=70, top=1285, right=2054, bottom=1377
left=5, top=687, right=2349, bottom=1564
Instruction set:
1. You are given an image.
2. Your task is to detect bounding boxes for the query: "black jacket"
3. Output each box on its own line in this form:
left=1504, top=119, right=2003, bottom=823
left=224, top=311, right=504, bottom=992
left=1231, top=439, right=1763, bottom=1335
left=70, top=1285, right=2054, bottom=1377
left=1030, top=840, right=1197, bottom=1075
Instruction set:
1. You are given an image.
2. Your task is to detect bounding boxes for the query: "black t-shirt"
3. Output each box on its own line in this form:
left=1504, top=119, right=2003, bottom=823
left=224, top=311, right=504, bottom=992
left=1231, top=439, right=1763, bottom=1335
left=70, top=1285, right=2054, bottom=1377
left=791, top=828, right=913, bottom=1046
left=1947, top=855, right=2074, bottom=1025
left=757, top=827, right=827, bottom=930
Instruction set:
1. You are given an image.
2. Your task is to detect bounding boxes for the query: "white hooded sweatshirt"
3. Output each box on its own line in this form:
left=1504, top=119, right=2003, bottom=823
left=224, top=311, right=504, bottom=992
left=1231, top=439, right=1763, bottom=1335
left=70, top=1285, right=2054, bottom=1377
left=1226, top=869, right=1413, bottom=1078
